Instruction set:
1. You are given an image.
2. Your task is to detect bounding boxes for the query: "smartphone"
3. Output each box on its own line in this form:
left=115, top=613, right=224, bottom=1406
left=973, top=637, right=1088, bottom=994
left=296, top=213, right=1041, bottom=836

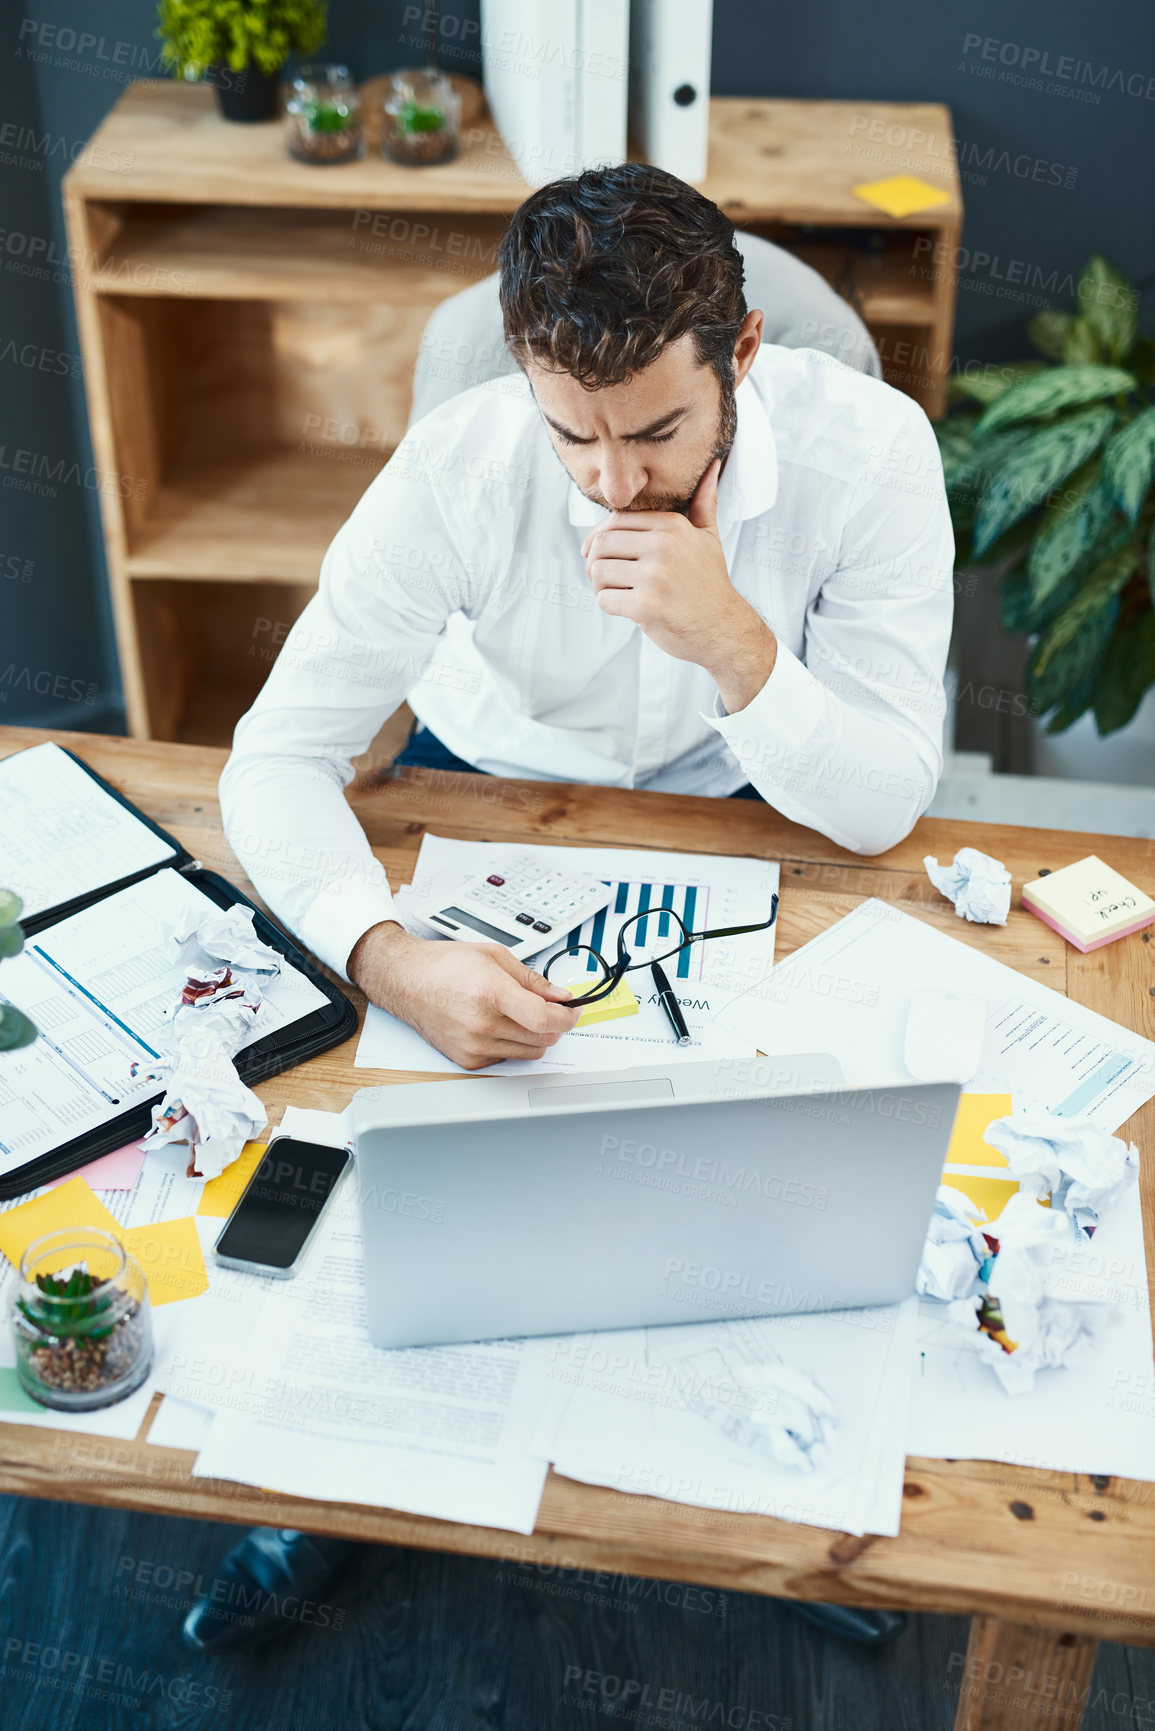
left=213, top=1137, right=352, bottom=1277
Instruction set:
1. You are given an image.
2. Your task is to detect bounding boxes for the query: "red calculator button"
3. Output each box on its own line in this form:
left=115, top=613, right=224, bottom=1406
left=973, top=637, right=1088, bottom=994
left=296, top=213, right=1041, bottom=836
left=533, top=921, right=552, bottom=933
left=487, top=875, right=505, bottom=886
left=516, top=912, right=535, bottom=925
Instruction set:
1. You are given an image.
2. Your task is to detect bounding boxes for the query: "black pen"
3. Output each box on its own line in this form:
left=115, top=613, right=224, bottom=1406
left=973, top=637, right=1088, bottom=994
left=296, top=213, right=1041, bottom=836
left=651, top=960, right=692, bottom=1046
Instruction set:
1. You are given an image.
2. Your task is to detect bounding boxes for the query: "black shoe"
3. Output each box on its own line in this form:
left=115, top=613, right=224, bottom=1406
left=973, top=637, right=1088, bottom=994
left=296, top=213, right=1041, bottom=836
left=182, top=1527, right=363, bottom=1654
left=786, top=1601, right=908, bottom=1645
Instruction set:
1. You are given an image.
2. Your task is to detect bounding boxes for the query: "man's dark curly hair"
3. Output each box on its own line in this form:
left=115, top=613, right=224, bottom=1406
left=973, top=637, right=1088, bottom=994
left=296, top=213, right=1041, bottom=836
left=498, top=163, right=747, bottom=391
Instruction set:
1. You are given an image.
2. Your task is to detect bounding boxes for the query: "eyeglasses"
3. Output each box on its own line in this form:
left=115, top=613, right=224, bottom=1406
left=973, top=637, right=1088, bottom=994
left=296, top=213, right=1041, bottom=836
left=542, top=894, right=779, bottom=1007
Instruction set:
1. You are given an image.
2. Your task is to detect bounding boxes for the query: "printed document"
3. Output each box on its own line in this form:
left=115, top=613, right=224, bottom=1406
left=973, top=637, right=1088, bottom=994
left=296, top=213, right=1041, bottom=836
left=160, top=1106, right=556, bottom=1533
left=712, top=898, right=1155, bottom=1128
left=0, top=869, right=328, bottom=1172
left=0, top=741, right=177, bottom=917
left=356, top=836, right=778, bottom=1075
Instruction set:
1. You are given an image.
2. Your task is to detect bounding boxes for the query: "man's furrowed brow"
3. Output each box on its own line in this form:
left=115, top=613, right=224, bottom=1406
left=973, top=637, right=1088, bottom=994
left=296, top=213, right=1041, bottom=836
left=541, top=406, right=690, bottom=443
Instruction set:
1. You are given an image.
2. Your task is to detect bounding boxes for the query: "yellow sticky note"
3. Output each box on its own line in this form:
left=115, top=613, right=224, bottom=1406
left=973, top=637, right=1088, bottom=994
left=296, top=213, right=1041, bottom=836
left=944, top=1094, right=1013, bottom=1168
left=575, top=978, right=640, bottom=1028
left=122, top=1217, right=209, bottom=1306
left=853, top=174, right=952, bottom=217
left=0, top=1178, right=121, bottom=1275
left=198, top=1140, right=267, bottom=1219
left=940, top=1171, right=1021, bottom=1225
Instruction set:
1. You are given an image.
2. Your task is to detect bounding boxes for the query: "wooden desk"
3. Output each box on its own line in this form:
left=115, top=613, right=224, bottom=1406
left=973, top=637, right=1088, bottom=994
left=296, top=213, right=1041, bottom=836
left=1, top=725, right=1152, bottom=1731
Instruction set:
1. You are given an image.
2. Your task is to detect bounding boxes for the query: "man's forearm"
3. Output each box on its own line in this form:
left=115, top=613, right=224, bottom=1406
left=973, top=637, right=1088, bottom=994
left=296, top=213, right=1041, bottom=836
left=700, top=597, right=778, bottom=716
left=348, top=919, right=421, bottom=1010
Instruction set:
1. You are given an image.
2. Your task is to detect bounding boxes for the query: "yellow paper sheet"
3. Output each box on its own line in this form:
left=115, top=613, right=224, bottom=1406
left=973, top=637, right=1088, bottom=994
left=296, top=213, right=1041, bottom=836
left=944, top=1093, right=1013, bottom=1167
left=852, top=174, right=952, bottom=217
left=939, top=1171, right=1022, bottom=1225
left=197, top=1140, right=267, bottom=1219
left=122, top=1217, right=209, bottom=1306
left=939, top=1092, right=1020, bottom=1223
left=574, top=978, right=639, bottom=1028
left=0, top=1177, right=121, bottom=1275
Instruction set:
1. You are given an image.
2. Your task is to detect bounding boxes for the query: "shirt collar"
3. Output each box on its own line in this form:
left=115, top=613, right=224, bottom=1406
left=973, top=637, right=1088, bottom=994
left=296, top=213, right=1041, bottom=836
left=563, top=358, right=779, bottom=531
left=716, top=365, right=779, bottom=534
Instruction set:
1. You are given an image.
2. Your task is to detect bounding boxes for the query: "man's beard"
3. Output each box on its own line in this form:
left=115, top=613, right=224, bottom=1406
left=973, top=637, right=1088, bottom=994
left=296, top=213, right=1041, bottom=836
left=584, top=374, right=738, bottom=515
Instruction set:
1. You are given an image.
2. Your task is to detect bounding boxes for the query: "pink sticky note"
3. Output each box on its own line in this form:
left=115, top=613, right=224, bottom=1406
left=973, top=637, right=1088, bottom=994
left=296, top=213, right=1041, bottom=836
left=46, top=1140, right=147, bottom=1192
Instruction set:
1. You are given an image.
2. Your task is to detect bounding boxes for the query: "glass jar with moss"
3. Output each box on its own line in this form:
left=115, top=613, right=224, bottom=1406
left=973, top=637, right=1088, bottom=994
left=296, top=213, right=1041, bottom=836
left=12, top=1228, right=153, bottom=1411
left=381, top=69, right=461, bottom=166
left=285, top=63, right=364, bottom=165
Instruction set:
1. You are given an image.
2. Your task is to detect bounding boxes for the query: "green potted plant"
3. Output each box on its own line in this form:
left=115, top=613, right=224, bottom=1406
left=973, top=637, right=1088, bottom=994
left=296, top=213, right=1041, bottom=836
left=0, top=889, right=36, bottom=1051
left=157, top=0, right=328, bottom=123
left=936, top=256, right=1155, bottom=767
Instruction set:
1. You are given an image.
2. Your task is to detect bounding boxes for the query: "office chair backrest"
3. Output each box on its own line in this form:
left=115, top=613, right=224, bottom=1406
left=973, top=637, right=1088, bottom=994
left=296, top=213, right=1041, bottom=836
left=408, top=229, right=881, bottom=428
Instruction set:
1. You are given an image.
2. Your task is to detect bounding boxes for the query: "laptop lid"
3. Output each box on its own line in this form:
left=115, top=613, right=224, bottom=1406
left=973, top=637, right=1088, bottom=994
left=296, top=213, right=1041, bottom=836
left=353, top=1059, right=960, bottom=1348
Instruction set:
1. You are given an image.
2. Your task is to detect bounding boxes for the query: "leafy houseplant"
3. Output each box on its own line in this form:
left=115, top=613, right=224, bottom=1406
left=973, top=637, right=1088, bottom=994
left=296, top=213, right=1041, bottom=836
left=935, top=256, right=1155, bottom=739
left=0, top=889, right=36, bottom=1050
left=157, top=0, right=328, bottom=122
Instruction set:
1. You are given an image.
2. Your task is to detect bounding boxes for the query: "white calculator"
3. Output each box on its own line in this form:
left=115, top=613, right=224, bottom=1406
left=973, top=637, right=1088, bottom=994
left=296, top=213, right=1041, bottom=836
left=412, top=855, right=615, bottom=961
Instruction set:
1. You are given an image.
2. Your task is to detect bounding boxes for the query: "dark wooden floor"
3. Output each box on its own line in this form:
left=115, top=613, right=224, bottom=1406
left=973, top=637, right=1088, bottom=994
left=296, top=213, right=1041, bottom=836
left=1, top=1497, right=1153, bottom=1729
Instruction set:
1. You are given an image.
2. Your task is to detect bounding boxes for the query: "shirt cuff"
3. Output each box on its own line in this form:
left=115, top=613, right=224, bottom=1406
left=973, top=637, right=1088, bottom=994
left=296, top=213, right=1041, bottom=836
left=703, top=642, right=828, bottom=773
left=296, top=875, right=400, bottom=983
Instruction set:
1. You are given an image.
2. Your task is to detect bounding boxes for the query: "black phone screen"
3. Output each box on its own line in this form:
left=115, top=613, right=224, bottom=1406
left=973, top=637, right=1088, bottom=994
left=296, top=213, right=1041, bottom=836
left=215, top=1138, right=351, bottom=1269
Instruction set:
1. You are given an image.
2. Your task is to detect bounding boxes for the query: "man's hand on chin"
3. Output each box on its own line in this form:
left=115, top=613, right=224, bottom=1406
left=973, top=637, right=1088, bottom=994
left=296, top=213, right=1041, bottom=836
left=581, top=457, right=778, bottom=715
left=348, top=921, right=582, bottom=1070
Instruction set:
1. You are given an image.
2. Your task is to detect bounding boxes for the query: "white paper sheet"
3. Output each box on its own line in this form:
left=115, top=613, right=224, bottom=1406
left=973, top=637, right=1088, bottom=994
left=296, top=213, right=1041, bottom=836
left=357, top=837, right=777, bottom=1076
left=537, top=1300, right=918, bottom=1538
left=0, top=741, right=177, bottom=918
left=909, top=1184, right=1155, bottom=1478
left=144, top=1392, right=215, bottom=1454
left=713, top=898, right=1155, bottom=1130
left=0, top=869, right=328, bottom=1171
left=191, top=1411, right=549, bottom=1533
left=157, top=1103, right=558, bottom=1534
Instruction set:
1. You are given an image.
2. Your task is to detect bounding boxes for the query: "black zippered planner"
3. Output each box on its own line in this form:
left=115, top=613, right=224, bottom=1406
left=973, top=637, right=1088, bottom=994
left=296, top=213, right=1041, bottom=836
left=0, top=743, right=356, bottom=1198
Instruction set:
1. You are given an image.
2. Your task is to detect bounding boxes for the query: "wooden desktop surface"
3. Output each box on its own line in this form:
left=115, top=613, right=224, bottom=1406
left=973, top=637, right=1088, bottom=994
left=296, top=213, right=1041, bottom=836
left=1, top=726, right=1152, bottom=1725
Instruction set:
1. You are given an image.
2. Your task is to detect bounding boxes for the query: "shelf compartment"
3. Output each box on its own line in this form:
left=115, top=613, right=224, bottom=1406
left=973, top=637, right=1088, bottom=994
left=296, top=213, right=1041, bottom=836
left=87, top=204, right=508, bottom=303
left=785, top=238, right=937, bottom=325
left=745, top=224, right=940, bottom=327
left=126, top=444, right=387, bottom=583
left=131, top=578, right=317, bottom=745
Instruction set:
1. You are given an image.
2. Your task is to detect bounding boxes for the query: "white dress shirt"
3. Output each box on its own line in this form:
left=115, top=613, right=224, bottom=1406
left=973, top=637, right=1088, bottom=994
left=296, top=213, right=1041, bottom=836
left=220, top=345, right=954, bottom=981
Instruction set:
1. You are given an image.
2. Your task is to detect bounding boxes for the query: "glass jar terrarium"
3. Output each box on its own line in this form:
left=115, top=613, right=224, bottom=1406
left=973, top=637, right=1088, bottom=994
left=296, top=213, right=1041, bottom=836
left=381, top=69, right=461, bottom=166
left=13, top=1228, right=153, bottom=1411
left=284, top=64, right=364, bottom=165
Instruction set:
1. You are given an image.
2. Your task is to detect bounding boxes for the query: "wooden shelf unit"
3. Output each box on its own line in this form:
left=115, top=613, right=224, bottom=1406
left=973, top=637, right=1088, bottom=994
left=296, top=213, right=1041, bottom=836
left=66, top=82, right=962, bottom=744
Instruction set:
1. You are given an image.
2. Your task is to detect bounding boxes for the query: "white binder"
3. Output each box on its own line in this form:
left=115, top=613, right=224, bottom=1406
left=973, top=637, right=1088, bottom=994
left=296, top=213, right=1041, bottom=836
left=577, top=0, right=629, bottom=170
left=629, top=0, right=714, bottom=184
left=481, top=0, right=627, bottom=187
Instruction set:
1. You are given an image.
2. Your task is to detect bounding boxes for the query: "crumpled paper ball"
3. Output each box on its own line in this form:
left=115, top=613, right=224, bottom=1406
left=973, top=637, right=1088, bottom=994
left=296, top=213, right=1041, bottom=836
left=924, top=847, right=1012, bottom=925
left=944, top=1191, right=1121, bottom=1395
left=136, top=908, right=279, bottom=1178
left=916, top=1184, right=991, bottom=1302
left=982, top=1110, right=1138, bottom=1237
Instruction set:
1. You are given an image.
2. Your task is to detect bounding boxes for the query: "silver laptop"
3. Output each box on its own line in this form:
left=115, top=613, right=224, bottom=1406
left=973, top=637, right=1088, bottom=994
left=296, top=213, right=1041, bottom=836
left=352, top=1055, right=961, bottom=1348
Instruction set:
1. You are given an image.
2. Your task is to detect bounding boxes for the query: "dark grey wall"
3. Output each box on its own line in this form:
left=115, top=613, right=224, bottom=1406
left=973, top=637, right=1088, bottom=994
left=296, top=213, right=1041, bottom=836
left=1, top=0, right=1152, bottom=732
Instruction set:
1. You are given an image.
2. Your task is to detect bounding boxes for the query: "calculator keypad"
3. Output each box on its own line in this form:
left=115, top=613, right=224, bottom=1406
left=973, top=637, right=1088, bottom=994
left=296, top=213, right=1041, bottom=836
left=435, top=856, right=612, bottom=949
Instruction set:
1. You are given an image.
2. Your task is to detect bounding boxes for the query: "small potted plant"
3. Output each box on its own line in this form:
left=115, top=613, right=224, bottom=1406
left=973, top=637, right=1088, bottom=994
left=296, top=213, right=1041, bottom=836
left=381, top=67, right=461, bottom=166
left=13, top=1230, right=154, bottom=1411
left=284, top=63, right=363, bottom=163
left=156, top=0, right=328, bottom=123
left=935, top=256, right=1155, bottom=761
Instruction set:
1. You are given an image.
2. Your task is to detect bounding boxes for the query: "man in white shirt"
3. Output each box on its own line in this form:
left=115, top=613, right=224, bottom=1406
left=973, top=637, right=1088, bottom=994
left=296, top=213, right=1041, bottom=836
left=221, top=164, right=953, bottom=1072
